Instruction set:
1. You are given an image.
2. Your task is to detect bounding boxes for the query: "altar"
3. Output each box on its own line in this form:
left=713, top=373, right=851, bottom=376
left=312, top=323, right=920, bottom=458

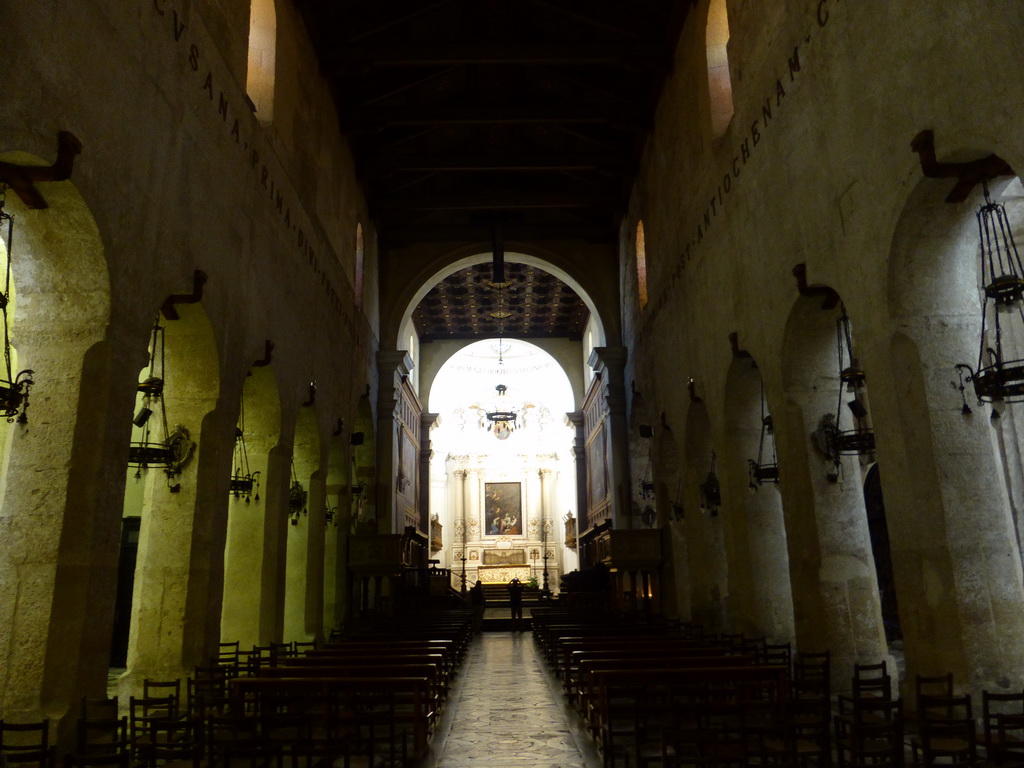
left=477, top=565, right=532, bottom=584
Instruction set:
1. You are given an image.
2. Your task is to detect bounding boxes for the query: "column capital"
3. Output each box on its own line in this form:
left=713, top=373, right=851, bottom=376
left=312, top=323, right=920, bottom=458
left=587, top=346, right=628, bottom=375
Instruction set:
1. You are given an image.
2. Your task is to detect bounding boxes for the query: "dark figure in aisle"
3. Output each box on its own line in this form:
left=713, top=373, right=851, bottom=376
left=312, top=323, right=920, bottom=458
left=508, top=577, right=524, bottom=629
left=470, top=580, right=485, bottom=633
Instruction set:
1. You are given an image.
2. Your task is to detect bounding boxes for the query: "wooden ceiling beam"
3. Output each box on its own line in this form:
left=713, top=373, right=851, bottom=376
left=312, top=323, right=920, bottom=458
left=323, top=43, right=667, bottom=71
left=379, top=222, right=616, bottom=244
left=360, top=152, right=626, bottom=174
left=341, top=105, right=645, bottom=130
left=373, top=190, right=619, bottom=212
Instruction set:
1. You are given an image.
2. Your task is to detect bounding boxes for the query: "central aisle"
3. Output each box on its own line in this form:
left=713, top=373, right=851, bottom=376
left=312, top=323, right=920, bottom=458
left=422, top=633, right=601, bottom=768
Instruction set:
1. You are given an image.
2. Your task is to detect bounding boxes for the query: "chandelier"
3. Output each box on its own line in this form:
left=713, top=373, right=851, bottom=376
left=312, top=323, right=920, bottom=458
left=0, top=187, right=33, bottom=423
left=483, top=238, right=518, bottom=439
left=485, top=383, right=517, bottom=439
left=748, top=382, right=779, bottom=487
left=128, top=318, right=194, bottom=489
left=229, top=400, right=260, bottom=502
left=956, top=183, right=1024, bottom=404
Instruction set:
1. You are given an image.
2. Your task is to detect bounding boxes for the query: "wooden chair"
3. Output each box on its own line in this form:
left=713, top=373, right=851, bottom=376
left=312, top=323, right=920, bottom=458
left=0, top=720, right=56, bottom=768
left=764, top=642, right=792, bottom=671
left=852, top=662, right=892, bottom=702
left=128, top=695, right=177, bottom=758
left=835, top=697, right=902, bottom=768
left=911, top=693, right=975, bottom=767
left=915, top=673, right=954, bottom=718
left=981, top=689, right=1024, bottom=764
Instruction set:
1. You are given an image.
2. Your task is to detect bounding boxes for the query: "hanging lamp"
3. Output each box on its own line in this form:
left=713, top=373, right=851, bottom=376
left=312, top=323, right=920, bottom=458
left=0, top=186, right=33, bottom=423
left=748, top=382, right=780, bottom=487
left=956, top=183, right=1024, bottom=404
left=699, top=451, right=721, bottom=516
left=288, top=461, right=308, bottom=524
left=229, top=399, right=260, bottom=502
left=128, top=317, right=194, bottom=489
left=483, top=233, right=518, bottom=439
left=813, top=307, right=875, bottom=479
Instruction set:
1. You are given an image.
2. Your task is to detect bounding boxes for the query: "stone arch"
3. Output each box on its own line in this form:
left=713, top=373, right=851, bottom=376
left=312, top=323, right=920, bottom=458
left=221, top=364, right=282, bottom=648
left=886, top=172, right=1024, bottom=693
left=284, top=403, right=323, bottom=642
left=120, top=300, right=222, bottom=691
left=0, top=167, right=111, bottom=723
left=722, top=355, right=795, bottom=642
left=779, top=290, right=890, bottom=676
left=683, top=398, right=728, bottom=633
left=389, top=246, right=614, bottom=350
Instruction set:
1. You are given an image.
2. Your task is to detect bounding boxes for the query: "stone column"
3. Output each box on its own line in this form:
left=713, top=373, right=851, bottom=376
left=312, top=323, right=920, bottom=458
left=120, top=407, right=225, bottom=695
left=565, top=411, right=587, bottom=558
left=375, top=351, right=412, bottom=534
left=419, top=413, right=438, bottom=533
left=539, top=467, right=554, bottom=594
left=588, top=347, right=630, bottom=528
left=776, top=393, right=891, bottom=683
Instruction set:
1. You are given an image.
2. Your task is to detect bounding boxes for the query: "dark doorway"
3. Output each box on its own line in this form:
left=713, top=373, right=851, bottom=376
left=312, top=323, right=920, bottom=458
left=863, top=465, right=902, bottom=643
left=109, top=516, right=141, bottom=667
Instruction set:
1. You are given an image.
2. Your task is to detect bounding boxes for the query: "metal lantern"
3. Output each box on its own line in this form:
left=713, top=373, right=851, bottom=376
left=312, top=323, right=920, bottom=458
left=229, top=401, right=260, bottom=502
left=0, top=188, right=33, bottom=423
left=748, top=383, right=779, bottom=488
left=128, top=319, right=194, bottom=487
left=699, top=452, right=721, bottom=516
left=956, top=184, right=1024, bottom=404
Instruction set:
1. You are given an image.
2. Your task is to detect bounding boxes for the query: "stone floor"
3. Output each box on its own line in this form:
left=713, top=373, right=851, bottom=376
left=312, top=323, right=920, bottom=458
left=419, top=632, right=601, bottom=768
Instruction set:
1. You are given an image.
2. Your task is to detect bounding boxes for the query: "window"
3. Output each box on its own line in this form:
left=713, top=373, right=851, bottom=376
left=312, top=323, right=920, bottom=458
left=246, top=0, right=276, bottom=123
left=354, top=223, right=365, bottom=309
left=706, top=0, right=734, bottom=139
left=636, top=221, right=649, bottom=310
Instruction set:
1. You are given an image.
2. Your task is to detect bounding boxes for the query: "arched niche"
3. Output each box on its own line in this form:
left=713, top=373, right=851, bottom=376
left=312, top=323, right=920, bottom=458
left=284, top=403, right=323, bottom=642
left=221, top=364, right=282, bottom=648
left=0, top=167, right=112, bottom=722
left=886, top=172, right=1024, bottom=693
left=683, top=398, right=728, bottom=633
left=722, top=355, right=795, bottom=642
left=120, top=300, right=222, bottom=690
left=780, top=291, right=890, bottom=676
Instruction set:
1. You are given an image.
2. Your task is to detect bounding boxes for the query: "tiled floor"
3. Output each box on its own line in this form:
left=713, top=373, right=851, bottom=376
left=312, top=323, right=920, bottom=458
left=421, top=633, right=601, bottom=768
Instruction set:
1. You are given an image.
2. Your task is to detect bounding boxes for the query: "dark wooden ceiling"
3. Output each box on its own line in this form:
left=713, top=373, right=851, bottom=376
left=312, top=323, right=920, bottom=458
left=412, top=261, right=589, bottom=342
left=296, top=0, right=691, bottom=249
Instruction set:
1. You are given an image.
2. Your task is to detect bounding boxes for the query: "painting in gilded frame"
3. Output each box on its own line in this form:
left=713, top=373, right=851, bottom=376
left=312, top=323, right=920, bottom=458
left=484, top=482, right=522, bottom=536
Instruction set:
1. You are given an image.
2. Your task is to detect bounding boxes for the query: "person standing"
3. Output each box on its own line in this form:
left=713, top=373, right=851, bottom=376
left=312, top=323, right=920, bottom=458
left=507, top=577, right=524, bottom=630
